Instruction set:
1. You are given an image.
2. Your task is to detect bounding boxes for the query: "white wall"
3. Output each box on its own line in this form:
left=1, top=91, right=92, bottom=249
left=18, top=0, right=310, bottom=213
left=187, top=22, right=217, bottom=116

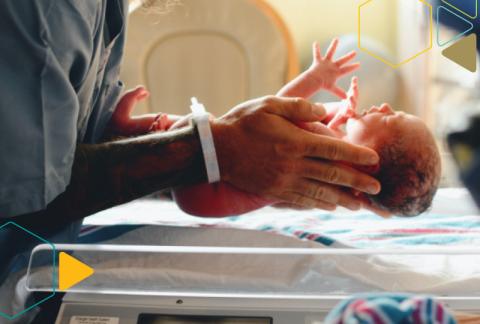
left=265, top=0, right=398, bottom=67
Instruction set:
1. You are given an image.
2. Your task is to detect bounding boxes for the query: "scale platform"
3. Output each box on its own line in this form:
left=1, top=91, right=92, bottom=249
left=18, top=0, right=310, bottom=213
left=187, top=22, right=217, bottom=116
left=26, top=241, right=480, bottom=324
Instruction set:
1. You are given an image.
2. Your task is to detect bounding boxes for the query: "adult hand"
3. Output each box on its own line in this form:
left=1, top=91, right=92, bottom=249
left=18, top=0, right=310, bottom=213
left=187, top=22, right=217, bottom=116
left=211, top=96, right=381, bottom=210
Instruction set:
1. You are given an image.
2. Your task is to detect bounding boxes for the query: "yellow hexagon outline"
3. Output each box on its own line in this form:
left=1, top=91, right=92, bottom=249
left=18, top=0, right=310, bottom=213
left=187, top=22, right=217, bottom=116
left=358, top=0, right=433, bottom=69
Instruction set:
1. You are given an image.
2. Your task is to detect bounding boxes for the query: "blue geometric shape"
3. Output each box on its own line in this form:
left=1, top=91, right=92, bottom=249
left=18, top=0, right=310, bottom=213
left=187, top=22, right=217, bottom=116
left=437, top=6, right=475, bottom=46
left=442, top=0, right=478, bottom=19
left=0, top=221, right=56, bottom=320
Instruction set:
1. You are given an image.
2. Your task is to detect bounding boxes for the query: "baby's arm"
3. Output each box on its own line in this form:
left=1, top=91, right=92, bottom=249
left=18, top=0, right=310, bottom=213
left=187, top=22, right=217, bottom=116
left=277, top=39, right=359, bottom=100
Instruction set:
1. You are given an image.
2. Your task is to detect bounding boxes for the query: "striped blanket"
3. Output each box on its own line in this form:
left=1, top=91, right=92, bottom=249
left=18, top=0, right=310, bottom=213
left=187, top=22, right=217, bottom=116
left=324, top=294, right=456, bottom=324
left=82, top=188, right=480, bottom=248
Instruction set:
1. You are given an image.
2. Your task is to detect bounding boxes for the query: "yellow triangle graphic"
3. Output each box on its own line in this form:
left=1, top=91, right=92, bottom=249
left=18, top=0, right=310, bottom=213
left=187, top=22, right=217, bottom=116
left=442, top=34, right=478, bottom=72
left=59, top=252, right=94, bottom=291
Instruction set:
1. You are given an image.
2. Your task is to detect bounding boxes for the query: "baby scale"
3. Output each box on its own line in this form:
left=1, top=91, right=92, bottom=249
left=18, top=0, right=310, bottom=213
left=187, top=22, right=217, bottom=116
left=26, top=244, right=480, bottom=324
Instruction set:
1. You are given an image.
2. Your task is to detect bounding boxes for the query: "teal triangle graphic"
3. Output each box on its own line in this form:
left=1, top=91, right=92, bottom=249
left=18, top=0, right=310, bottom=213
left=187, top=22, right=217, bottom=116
left=441, top=0, right=478, bottom=19
left=437, top=6, right=474, bottom=47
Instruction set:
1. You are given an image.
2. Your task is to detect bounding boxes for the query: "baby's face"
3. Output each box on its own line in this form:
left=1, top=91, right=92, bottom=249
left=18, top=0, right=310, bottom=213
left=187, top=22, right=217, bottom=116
left=342, top=104, right=441, bottom=216
left=343, top=104, right=427, bottom=152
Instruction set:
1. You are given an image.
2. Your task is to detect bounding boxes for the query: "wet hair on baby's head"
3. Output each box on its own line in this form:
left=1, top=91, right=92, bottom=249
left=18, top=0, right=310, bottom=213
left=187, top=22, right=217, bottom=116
left=368, top=132, right=441, bottom=217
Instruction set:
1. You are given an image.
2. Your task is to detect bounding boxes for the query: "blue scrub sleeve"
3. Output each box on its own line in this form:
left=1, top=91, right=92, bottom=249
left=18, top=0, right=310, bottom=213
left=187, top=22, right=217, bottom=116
left=0, top=0, right=80, bottom=217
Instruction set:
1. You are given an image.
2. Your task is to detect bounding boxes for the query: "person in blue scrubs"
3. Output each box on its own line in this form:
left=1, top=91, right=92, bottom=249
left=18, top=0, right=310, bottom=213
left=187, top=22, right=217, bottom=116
left=0, top=0, right=382, bottom=307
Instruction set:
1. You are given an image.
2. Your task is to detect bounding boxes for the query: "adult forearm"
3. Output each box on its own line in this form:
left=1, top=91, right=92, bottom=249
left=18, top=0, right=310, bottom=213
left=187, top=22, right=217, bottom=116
left=13, top=125, right=206, bottom=230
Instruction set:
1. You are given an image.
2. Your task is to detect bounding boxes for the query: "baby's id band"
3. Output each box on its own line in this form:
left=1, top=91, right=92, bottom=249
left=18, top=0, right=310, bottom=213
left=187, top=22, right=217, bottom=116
left=190, top=97, right=221, bottom=183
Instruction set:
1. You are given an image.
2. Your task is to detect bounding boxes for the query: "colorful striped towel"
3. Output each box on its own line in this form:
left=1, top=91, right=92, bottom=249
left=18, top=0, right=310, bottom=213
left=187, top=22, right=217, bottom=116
left=325, top=294, right=456, bottom=324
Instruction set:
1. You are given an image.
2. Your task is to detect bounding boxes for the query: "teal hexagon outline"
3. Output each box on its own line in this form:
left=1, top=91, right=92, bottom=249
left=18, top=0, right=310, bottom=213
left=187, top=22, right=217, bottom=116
left=0, top=221, right=56, bottom=320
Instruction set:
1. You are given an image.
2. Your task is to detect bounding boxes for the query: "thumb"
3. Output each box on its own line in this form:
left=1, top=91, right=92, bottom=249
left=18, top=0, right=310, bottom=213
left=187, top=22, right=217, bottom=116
left=264, top=97, right=326, bottom=123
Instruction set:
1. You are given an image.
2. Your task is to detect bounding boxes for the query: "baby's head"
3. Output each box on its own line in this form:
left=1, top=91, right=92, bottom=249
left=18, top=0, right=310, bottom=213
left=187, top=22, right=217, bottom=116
left=345, top=104, right=441, bottom=217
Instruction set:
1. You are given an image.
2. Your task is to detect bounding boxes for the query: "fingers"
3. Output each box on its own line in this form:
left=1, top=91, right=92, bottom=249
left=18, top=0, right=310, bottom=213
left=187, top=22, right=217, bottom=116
left=327, top=113, right=349, bottom=130
left=264, top=97, right=326, bottom=122
left=356, top=194, right=392, bottom=218
left=348, top=96, right=357, bottom=112
left=292, top=179, right=362, bottom=210
left=273, top=203, right=313, bottom=211
left=335, top=50, right=357, bottom=66
left=298, top=121, right=337, bottom=137
left=325, top=38, right=339, bottom=61
left=312, top=42, right=323, bottom=61
left=300, top=159, right=380, bottom=194
left=328, top=85, right=347, bottom=99
left=339, top=63, right=361, bottom=76
left=352, top=79, right=359, bottom=98
left=302, top=134, right=380, bottom=166
left=349, top=76, right=359, bottom=91
left=279, top=192, right=337, bottom=211
left=347, top=77, right=359, bottom=110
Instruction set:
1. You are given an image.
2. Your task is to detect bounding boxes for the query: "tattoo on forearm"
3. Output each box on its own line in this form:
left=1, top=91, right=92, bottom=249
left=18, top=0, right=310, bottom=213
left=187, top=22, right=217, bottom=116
left=13, top=126, right=206, bottom=231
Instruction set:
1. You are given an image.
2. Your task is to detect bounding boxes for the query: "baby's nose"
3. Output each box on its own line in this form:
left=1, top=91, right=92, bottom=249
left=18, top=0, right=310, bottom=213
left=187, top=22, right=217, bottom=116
left=379, top=104, right=394, bottom=114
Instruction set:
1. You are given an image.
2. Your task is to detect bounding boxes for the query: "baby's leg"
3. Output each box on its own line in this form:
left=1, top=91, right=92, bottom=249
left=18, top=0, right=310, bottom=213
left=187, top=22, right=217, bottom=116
left=172, top=119, right=340, bottom=217
left=110, top=86, right=160, bottom=136
left=172, top=106, right=344, bottom=217
left=173, top=78, right=362, bottom=217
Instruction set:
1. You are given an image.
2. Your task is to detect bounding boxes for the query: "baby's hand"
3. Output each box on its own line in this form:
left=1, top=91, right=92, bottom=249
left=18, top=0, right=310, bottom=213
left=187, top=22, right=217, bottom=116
left=308, top=39, right=360, bottom=99
left=327, top=77, right=359, bottom=130
left=346, top=76, right=359, bottom=112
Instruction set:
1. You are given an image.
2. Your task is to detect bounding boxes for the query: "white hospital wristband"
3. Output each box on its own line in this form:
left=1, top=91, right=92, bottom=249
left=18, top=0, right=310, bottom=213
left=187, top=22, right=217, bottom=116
left=190, top=97, right=221, bottom=183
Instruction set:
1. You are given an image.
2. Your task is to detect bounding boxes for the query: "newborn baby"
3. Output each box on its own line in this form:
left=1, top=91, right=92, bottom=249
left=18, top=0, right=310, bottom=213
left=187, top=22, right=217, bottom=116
left=172, top=79, right=440, bottom=217
left=327, top=82, right=441, bottom=216
left=111, top=39, right=440, bottom=217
